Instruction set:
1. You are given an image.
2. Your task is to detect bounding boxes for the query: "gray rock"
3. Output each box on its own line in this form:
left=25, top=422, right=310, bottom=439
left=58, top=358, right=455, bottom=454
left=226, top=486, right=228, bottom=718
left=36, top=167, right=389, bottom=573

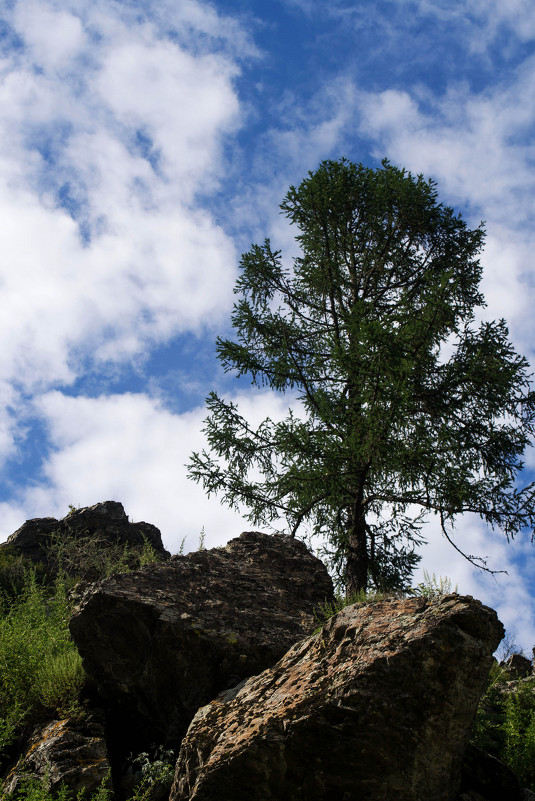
left=2, top=501, right=169, bottom=577
left=69, top=531, right=334, bottom=757
left=3, top=714, right=111, bottom=796
left=500, top=653, right=533, bottom=679
left=172, top=594, right=503, bottom=801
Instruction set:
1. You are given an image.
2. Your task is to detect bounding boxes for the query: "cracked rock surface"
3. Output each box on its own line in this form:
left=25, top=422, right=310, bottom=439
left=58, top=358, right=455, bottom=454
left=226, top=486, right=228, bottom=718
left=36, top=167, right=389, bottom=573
left=172, top=594, right=504, bottom=801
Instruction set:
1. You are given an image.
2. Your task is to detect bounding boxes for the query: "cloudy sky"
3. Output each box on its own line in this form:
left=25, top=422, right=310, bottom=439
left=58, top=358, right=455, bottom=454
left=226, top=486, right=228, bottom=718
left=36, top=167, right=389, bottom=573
left=1, top=0, right=534, bottom=651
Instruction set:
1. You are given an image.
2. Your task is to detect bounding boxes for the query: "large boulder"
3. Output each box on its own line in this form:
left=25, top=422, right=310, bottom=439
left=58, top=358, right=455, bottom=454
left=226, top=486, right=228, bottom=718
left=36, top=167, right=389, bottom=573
left=172, top=594, right=503, bottom=801
left=3, top=714, right=111, bottom=796
left=69, top=531, right=334, bottom=758
left=2, top=501, right=169, bottom=577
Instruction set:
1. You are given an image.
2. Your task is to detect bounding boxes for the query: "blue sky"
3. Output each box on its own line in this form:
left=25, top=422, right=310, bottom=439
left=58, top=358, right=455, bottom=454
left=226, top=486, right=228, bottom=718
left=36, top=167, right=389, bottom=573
left=1, top=0, right=535, bottom=651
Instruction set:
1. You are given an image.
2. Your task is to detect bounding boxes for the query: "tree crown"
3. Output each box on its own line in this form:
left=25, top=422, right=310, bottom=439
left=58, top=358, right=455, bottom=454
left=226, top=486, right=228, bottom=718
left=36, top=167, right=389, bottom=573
left=189, top=158, right=535, bottom=591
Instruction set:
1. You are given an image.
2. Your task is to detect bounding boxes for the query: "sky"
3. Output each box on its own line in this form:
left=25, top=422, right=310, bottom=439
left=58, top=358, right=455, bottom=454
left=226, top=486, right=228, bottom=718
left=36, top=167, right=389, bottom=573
left=0, top=0, right=534, bottom=653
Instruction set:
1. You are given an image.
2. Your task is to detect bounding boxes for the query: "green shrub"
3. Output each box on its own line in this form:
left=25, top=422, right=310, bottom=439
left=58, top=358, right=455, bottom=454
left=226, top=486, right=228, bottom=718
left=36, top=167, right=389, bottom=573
left=36, top=650, right=85, bottom=716
left=46, top=529, right=164, bottom=582
left=503, top=678, right=535, bottom=788
left=124, top=747, right=176, bottom=801
left=314, top=588, right=390, bottom=631
left=0, top=570, right=84, bottom=754
left=46, top=530, right=133, bottom=581
left=0, top=550, right=42, bottom=607
left=138, top=537, right=159, bottom=568
left=472, top=661, right=535, bottom=791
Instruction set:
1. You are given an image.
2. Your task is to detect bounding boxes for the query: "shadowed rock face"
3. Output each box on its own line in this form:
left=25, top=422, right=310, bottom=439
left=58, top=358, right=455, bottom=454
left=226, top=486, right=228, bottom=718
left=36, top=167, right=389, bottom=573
left=172, top=594, right=504, bottom=801
left=69, top=531, right=334, bottom=757
left=3, top=500, right=168, bottom=566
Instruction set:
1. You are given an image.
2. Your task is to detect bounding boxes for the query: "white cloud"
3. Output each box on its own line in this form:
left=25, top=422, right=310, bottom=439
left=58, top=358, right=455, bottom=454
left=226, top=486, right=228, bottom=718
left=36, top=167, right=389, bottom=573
left=0, top=0, right=245, bottom=463
left=355, top=58, right=535, bottom=356
left=13, top=3, right=86, bottom=69
left=0, top=389, right=293, bottom=554
left=405, top=0, right=535, bottom=47
left=305, top=0, right=535, bottom=51
left=412, top=514, right=535, bottom=653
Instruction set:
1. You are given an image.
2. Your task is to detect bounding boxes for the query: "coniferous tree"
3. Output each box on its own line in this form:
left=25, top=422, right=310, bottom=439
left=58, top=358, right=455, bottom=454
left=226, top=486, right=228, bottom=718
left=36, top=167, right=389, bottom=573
left=189, top=158, right=535, bottom=593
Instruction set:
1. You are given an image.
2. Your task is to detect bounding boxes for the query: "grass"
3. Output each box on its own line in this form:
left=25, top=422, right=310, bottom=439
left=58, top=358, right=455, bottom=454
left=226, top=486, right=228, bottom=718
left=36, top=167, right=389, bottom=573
left=0, top=569, right=85, bottom=757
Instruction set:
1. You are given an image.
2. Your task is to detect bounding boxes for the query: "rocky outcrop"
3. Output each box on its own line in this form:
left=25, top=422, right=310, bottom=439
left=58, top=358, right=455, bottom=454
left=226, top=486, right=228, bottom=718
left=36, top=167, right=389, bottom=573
left=500, top=653, right=533, bottom=679
left=3, top=714, right=111, bottom=796
left=172, top=594, right=503, bottom=801
left=2, top=501, right=169, bottom=577
left=69, top=531, right=334, bottom=759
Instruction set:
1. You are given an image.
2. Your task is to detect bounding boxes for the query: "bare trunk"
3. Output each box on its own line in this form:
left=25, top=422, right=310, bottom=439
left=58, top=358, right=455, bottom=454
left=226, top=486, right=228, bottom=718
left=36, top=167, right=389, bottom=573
left=345, top=513, right=368, bottom=596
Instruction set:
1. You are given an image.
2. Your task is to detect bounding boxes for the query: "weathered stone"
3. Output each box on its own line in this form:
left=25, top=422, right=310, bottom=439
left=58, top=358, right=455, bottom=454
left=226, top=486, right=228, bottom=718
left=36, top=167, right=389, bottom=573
left=2, top=501, right=169, bottom=576
left=69, top=531, right=334, bottom=758
left=172, top=594, right=503, bottom=801
left=3, top=714, right=111, bottom=796
left=500, top=653, right=533, bottom=679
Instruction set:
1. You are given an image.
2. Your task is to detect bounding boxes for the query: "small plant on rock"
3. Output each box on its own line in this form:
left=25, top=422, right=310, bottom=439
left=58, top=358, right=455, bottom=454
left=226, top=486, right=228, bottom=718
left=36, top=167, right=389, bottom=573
left=409, top=570, right=458, bottom=599
left=124, top=746, right=176, bottom=801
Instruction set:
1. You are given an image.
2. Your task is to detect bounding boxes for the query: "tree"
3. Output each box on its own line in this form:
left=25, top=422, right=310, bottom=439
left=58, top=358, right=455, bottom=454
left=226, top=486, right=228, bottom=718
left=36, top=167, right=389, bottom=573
left=188, top=158, right=535, bottom=593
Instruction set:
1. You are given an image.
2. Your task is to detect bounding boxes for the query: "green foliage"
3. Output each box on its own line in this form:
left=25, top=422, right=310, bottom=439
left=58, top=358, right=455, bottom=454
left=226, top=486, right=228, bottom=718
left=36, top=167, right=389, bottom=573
left=314, top=588, right=390, bottom=631
left=2, top=775, right=73, bottom=801
left=0, top=570, right=84, bottom=755
left=409, top=570, right=458, bottom=599
left=138, top=537, right=159, bottom=567
left=125, top=746, right=176, bottom=801
left=0, top=549, right=43, bottom=606
left=46, top=530, right=133, bottom=581
left=36, top=650, right=84, bottom=715
left=46, top=529, right=163, bottom=582
left=472, top=663, right=535, bottom=790
left=2, top=770, right=113, bottom=801
left=502, top=679, right=535, bottom=788
left=189, top=157, right=535, bottom=594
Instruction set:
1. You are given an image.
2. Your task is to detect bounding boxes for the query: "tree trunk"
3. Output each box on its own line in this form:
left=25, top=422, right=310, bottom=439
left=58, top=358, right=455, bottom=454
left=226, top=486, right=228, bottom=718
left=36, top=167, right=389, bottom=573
left=345, top=513, right=368, bottom=596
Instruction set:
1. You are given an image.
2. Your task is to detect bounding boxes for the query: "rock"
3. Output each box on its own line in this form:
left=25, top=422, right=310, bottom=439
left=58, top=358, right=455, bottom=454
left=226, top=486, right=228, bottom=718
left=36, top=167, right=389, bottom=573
left=500, top=653, right=533, bottom=679
left=2, top=516, right=58, bottom=563
left=458, top=744, right=522, bottom=801
left=172, top=594, right=503, bottom=801
left=69, top=531, right=334, bottom=760
left=2, top=501, right=169, bottom=577
left=2, top=713, right=111, bottom=796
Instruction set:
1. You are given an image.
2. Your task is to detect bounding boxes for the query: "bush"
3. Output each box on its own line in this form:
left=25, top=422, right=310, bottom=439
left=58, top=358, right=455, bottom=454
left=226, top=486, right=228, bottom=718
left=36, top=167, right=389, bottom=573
left=472, top=661, right=535, bottom=790
left=0, top=550, right=42, bottom=607
left=46, top=530, right=161, bottom=582
left=0, top=570, right=84, bottom=755
left=123, top=747, right=176, bottom=801
left=503, top=678, right=535, bottom=788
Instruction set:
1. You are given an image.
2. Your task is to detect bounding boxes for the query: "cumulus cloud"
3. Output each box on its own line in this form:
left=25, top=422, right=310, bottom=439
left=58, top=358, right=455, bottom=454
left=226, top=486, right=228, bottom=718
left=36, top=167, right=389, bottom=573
left=0, top=0, right=240, bottom=432
left=355, top=60, right=535, bottom=357
left=0, top=389, right=295, bottom=553
left=0, top=0, right=246, bottom=466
